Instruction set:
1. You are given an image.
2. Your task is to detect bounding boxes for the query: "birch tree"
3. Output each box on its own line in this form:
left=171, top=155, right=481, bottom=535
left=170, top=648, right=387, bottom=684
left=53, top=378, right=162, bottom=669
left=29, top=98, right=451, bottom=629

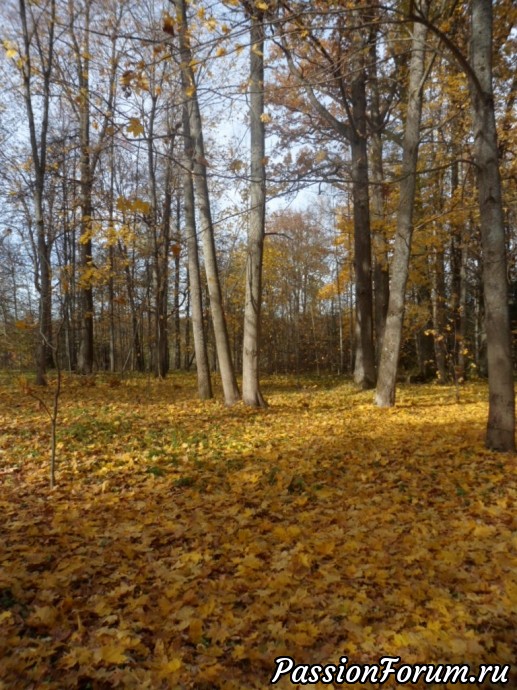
left=242, top=3, right=267, bottom=407
left=375, top=4, right=429, bottom=407
left=174, top=0, right=240, bottom=405
left=181, top=101, right=212, bottom=399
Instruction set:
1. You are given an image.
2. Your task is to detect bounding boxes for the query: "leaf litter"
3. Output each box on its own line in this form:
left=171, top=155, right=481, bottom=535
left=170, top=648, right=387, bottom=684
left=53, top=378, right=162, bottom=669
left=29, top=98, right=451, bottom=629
left=0, top=374, right=515, bottom=689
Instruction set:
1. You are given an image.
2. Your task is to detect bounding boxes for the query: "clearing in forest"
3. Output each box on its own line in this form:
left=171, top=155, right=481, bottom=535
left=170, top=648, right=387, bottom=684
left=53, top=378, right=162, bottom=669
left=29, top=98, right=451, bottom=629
left=0, top=374, right=515, bottom=689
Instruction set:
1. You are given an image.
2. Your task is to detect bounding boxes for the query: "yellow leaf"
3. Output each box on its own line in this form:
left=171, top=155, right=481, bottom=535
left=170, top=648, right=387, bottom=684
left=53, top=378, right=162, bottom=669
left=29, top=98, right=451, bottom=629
left=159, top=657, right=182, bottom=676
left=314, top=539, right=335, bottom=556
left=255, top=0, right=269, bottom=10
left=163, top=12, right=175, bottom=36
left=0, top=611, right=14, bottom=624
left=59, top=646, right=93, bottom=669
left=132, top=198, right=152, bottom=214
left=260, top=113, right=272, bottom=123
left=127, top=118, right=144, bottom=137
left=189, top=618, right=203, bottom=644
left=15, top=319, right=33, bottom=330
left=289, top=631, right=314, bottom=647
left=27, top=605, right=58, bottom=627
left=94, top=644, right=128, bottom=665
left=3, top=40, right=17, bottom=59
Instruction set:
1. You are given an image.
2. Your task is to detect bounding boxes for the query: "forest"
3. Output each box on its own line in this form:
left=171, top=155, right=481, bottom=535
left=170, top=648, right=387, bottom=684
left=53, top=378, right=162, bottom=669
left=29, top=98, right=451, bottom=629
left=0, top=0, right=516, bottom=688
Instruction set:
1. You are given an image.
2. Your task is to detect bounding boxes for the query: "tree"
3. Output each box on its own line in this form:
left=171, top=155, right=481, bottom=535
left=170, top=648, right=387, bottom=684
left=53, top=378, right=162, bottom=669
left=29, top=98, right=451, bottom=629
left=181, top=100, right=213, bottom=399
left=375, top=4, right=429, bottom=407
left=16, top=0, right=57, bottom=385
left=272, top=2, right=379, bottom=388
left=174, top=0, right=240, bottom=405
left=368, top=8, right=391, bottom=360
left=404, top=0, right=516, bottom=448
left=468, top=0, right=514, bottom=450
left=58, top=0, right=124, bottom=374
left=242, top=3, right=267, bottom=407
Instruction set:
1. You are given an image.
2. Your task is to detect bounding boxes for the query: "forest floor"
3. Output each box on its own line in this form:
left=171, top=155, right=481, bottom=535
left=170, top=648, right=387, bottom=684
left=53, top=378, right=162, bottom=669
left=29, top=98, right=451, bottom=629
left=0, top=373, right=515, bottom=690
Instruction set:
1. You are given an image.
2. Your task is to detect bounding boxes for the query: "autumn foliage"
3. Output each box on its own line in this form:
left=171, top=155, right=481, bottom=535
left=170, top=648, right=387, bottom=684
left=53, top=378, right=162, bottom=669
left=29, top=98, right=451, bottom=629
left=0, top=374, right=515, bottom=688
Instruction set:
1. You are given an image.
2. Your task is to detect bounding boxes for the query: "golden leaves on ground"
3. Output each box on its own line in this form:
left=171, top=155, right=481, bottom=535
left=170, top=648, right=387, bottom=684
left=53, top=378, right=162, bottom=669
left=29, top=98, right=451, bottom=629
left=0, top=375, right=516, bottom=688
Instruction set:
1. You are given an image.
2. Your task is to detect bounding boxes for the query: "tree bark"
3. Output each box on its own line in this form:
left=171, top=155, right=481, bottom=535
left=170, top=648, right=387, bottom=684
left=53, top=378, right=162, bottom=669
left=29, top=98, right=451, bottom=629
left=431, top=231, right=447, bottom=382
left=368, top=15, right=390, bottom=361
left=181, top=101, right=212, bottom=399
left=375, top=14, right=428, bottom=407
left=469, top=0, right=515, bottom=450
left=18, top=0, right=56, bottom=386
left=242, top=10, right=267, bottom=407
left=173, top=208, right=182, bottom=371
left=351, top=71, right=376, bottom=390
left=175, top=0, right=239, bottom=405
left=75, top=0, right=95, bottom=375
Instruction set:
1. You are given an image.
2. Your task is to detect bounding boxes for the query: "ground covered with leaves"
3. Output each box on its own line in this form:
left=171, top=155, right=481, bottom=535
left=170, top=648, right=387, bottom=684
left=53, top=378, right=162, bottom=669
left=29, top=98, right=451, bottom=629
left=0, top=374, right=515, bottom=689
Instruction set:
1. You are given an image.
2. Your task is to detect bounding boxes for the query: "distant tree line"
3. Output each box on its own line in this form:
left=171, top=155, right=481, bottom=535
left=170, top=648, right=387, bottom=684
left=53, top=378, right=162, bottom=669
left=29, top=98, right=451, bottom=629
left=0, top=0, right=515, bottom=447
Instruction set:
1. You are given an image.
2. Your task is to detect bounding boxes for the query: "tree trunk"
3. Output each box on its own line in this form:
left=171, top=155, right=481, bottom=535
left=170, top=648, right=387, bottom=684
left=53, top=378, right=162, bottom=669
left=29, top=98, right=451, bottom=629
left=457, top=238, right=468, bottom=380
left=120, top=241, right=145, bottom=372
left=155, top=130, right=173, bottom=379
left=35, top=198, right=53, bottom=386
left=18, top=0, right=56, bottom=386
left=368, top=22, right=390, bottom=362
left=375, top=14, right=428, bottom=407
left=371, top=152, right=389, bottom=363
left=469, top=0, right=515, bottom=450
left=173, top=196, right=182, bottom=370
left=76, top=1, right=94, bottom=375
left=431, top=233, right=447, bottom=382
left=181, top=101, right=212, bottom=399
left=108, top=141, right=116, bottom=373
left=242, top=10, right=267, bottom=407
left=175, top=0, right=239, bottom=405
left=351, top=72, right=376, bottom=390
left=77, top=179, right=95, bottom=374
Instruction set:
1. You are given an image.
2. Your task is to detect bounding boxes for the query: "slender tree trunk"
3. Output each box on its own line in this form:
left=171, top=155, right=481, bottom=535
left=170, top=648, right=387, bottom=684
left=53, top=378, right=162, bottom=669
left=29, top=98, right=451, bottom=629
left=155, top=132, right=174, bottom=379
left=431, top=233, right=447, bottom=382
left=449, top=159, right=469, bottom=382
left=184, top=265, right=191, bottom=370
left=469, top=0, right=515, bottom=450
left=351, top=72, right=376, bottom=390
left=120, top=241, right=145, bottom=372
left=145, top=93, right=170, bottom=379
left=415, top=285, right=435, bottom=380
left=156, top=196, right=171, bottom=379
left=62, top=175, right=77, bottom=372
left=368, top=24, right=389, bottom=361
left=19, top=0, right=56, bottom=385
left=35, top=189, right=53, bottom=385
left=375, top=14, right=428, bottom=407
left=242, top=10, right=267, bottom=407
left=76, top=1, right=94, bottom=374
left=71, top=1, right=120, bottom=374
left=77, top=178, right=94, bottom=373
left=371, top=140, right=389, bottom=362
left=457, top=239, right=468, bottom=380
left=173, top=197, right=182, bottom=370
left=175, top=0, right=239, bottom=405
left=173, top=247, right=181, bottom=370
left=108, top=143, right=116, bottom=373
left=181, top=101, right=212, bottom=399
